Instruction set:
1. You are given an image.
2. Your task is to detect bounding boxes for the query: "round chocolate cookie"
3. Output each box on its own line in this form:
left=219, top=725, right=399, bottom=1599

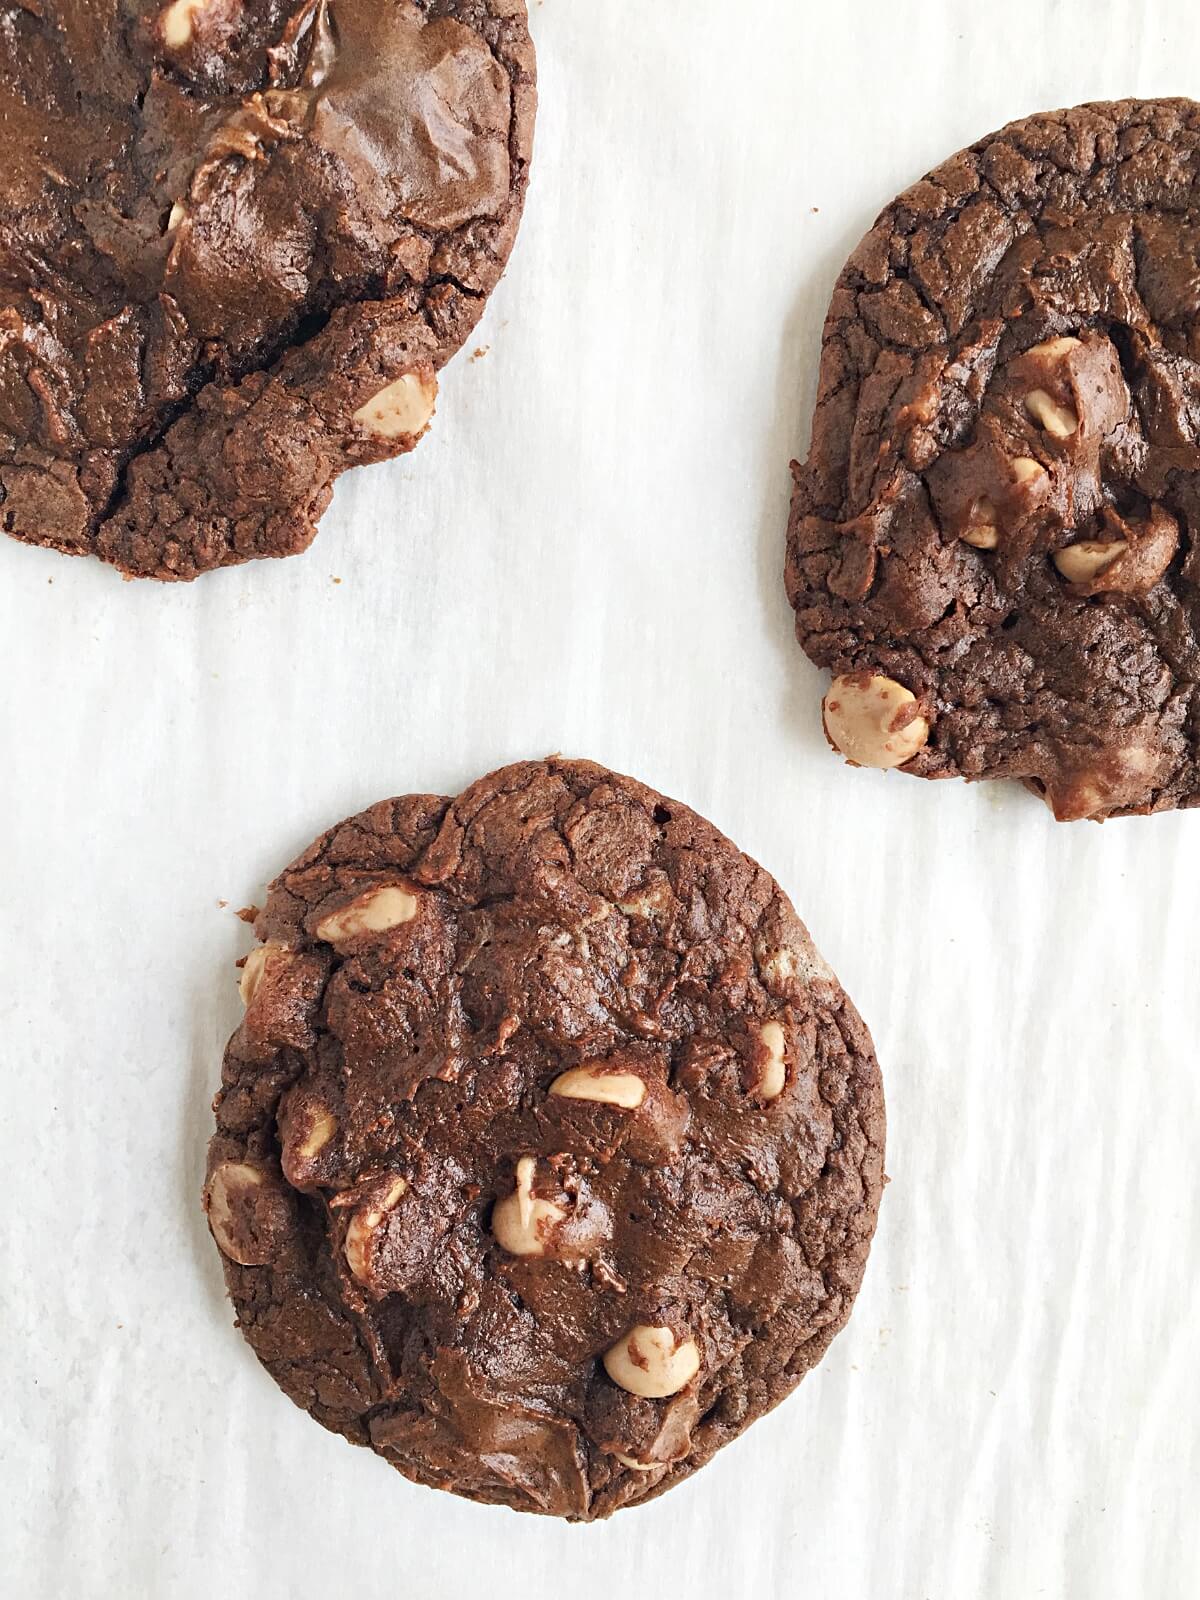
left=787, top=98, right=1200, bottom=820
left=0, top=0, right=535, bottom=579
left=205, top=758, right=885, bottom=1520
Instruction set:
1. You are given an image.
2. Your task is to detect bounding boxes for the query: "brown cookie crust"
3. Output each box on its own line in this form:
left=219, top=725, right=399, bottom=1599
left=787, top=98, right=1200, bottom=820
left=206, top=759, right=885, bottom=1520
left=0, top=0, right=535, bottom=579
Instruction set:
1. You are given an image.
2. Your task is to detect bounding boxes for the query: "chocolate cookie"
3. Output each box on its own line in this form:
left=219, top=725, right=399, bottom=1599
left=0, top=0, right=535, bottom=579
left=787, top=98, right=1200, bottom=820
left=205, top=758, right=885, bottom=1519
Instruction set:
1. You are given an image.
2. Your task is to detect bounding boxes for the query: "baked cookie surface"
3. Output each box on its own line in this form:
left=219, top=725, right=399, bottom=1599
left=787, top=98, right=1200, bottom=820
left=0, top=0, right=535, bottom=578
left=206, top=758, right=885, bottom=1519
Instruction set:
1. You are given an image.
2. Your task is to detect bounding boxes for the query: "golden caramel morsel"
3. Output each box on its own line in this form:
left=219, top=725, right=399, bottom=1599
left=353, top=370, right=438, bottom=440
left=617, top=879, right=672, bottom=919
left=759, top=945, right=796, bottom=985
left=1053, top=509, right=1180, bottom=596
left=1043, top=740, right=1163, bottom=823
left=1021, top=336, right=1083, bottom=438
left=549, top=1066, right=647, bottom=1110
left=281, top=1102, right=338, bottom=1185
left=755, top=932, right=834, bottom=991
left=159, top=0, right=208, bottom=49
left=315, top=884, right=419, bottom=945
left=754, top=1021, right=787, bottom=1102
left=610, top=1452, right=662, bottom=1473
left=344, top=1177, right=409, bottom=1284
left=1052, top=539, right=1127, bottom=584
left=1024, top=387, right=1079, bottom=440
left=293, top=1105, right=336, bottom=1161
left=823, top=673, right=930, bottom=770
left=1010, top=456, right=1047, bottom=485
left=603, top=1326, right=701, bottom=1399
left=238, top=940, right=290, bottom=1006
left=205, top=1162, right=267, bottom=1265
left=1027, top=336, right=1083, bottom=360
left=491, top=1157, right=570, bottom=1258
left=961, top=495, right=999, bottom=549
left=955, top=461, right=1045, bottom=551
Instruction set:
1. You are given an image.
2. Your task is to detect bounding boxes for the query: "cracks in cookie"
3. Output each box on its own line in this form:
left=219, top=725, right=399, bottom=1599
left=86, top=351, right=217, bottom=536
left=798, top=106, right=1200, bottom=803
left=10, top=0, right=532, bottom=575
left=290, top=304, right=335, bottom=349
left=85, top=258, right=467, bottom=568
left=216, top=765, right=882, bottom=1513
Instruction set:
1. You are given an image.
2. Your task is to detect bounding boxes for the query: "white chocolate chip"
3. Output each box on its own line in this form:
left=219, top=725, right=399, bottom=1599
left=618, top=894, right=659, bottom=918
left=1011, top=456, right=1048, bottom=485
left=760, top=946, right=795, bottom=985
left=298, top=1106, right=336, bottom=1159
left=1025, top=388, right=1079, bottom=440
left=344, top=1177, right=408, bottom=1285
left=611, top=1452, right=660, bottom=1473
left=166, top=201, right=186, bottom=233
left=491, top=1156, right=569, bottom=1258
left=822, top=673, right=930, bottom=770
left=353, top=371, right=437, bottom=439
left=206, top=1162, right=265, bottom=1265
left=756, top=938, right=834, bottom=989
left=239, top=940, right=289, bottom=1006
left=961, top=496, right=999, bottom=549
left=160, top=0, right=208, bottom=49
left=603, top=1326, right=701, bottom=1399
left=287, top=1105, right=337, bottom=1173
left=1028, top=335, right=1082, bottom=360
left=617, top=878, right=672, bottom=919
left=755, top=1021, right=787, bottom=1102
left=316, top=885, right=418, bottom=946
left=281, top=1106, right=335, bottom=1188
left=549, top=1066, right=647, bottom=1110
left=1052, top=540, right=1128, bottom=584
left=1045, top=740, right=1162, bottom=823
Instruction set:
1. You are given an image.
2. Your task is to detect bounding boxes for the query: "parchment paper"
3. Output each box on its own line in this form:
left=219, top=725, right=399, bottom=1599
left=3, top=3, right=1198, bottom=1595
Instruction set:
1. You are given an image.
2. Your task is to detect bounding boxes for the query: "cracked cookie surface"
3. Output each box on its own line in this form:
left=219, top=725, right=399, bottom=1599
left=0, top=0, right=535, bottom=578
left=787, top=98, right=1200, bottom=820
left=206, top=758, right=885, bottom=1520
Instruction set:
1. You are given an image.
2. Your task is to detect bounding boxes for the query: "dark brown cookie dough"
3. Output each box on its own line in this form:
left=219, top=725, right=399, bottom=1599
left=0, top=0, right=535, bottom=579
left=205, top=758, right=885, bottom=1520
left=787, top=98, right=1200, bottom=820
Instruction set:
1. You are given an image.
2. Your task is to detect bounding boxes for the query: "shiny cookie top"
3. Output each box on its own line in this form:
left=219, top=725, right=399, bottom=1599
left=0, top=0, right=534, bottom=576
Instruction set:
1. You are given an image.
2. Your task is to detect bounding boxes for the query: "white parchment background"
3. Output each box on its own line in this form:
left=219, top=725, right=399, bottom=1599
left=3, top=2, right=1199, bottom=1595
